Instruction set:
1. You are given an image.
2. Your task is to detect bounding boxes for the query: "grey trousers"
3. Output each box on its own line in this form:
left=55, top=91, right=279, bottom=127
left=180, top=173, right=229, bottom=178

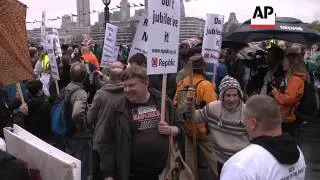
left=185, top=133, right=218, bottom=176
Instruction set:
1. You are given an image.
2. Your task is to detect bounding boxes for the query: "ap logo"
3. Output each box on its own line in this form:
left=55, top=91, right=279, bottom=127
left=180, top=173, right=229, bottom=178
left=251, top=5, right=276, bottom=29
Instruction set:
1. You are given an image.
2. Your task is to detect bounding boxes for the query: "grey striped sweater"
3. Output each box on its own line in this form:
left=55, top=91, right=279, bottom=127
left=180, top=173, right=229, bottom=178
left=195, top=100, right=250, bottom=163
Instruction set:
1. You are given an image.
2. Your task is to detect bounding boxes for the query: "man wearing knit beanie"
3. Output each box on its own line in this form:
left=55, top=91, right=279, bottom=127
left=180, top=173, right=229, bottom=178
left=186, top=75, right=250, bottom=176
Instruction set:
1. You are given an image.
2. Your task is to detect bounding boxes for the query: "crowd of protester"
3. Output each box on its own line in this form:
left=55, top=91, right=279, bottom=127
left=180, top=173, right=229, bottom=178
left=1, top=39, right=320, bottom=180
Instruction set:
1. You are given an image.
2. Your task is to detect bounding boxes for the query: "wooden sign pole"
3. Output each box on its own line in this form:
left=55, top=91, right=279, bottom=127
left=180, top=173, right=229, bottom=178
left=55, top=79, right=59, bottom=95
left=188, top=62, right=198, bottom=180
left=160, top=74, right=167, bottom=123
left=16, top=82, right=25, bottom=104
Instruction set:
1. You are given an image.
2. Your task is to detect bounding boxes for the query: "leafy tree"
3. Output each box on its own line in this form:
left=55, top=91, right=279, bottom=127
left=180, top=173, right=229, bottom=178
left=310, top=20, right=320, bottom=32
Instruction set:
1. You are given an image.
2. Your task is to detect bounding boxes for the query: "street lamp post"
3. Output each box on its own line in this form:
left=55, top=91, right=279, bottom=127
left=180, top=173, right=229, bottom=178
left=102, top=0, right=111, bottom=27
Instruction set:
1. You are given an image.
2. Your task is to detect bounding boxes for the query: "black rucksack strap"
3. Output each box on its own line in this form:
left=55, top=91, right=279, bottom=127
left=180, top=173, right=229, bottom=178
left=63, top=87, right=82, bottom=105
left=63, top=87, right=83, bottom=135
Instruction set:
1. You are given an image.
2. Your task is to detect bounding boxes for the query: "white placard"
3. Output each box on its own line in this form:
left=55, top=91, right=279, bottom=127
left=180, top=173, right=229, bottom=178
left=4, top=124, right=81, bottom=180
left=202, top=14, right=224, bottom=63
left=101, top=23, right=118, bottom=67
left=114, top=46, right=120, bottom=59
left=39, top=73, right=51, bottom=96
left=47, top=35, right=60, bottom=80
left=40, top=11, right=46, bottom=48
left=128, top=13, right=148, bottom=59
left=52, top=29, right=62, bottom=57
left=147, top=0, right=181, bottom=75
left=34, top=60, right=42, bottom=76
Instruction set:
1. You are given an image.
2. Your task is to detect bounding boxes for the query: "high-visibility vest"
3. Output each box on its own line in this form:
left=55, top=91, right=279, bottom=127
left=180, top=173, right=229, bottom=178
left=41, top=55, right=50, bottom=72
left=267, top=39, right=277, bottom=49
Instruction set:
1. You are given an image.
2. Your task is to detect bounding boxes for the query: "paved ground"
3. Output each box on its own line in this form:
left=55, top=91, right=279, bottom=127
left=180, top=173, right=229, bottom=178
left=300, top=120, right=320, bottom=180
left=197, top=120, right=320, bottom=180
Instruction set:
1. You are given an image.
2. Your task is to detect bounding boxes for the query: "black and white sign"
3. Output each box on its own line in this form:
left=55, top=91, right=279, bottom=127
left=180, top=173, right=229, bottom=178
left=147, top=0, right=181, bottom=75
left=101, top=23, right=118, bottom=67
left=129, top=13, right=148, bottom=59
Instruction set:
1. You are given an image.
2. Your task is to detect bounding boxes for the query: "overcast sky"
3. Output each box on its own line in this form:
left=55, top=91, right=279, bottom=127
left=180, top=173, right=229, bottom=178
left=20, top=0, right=320, bottom=30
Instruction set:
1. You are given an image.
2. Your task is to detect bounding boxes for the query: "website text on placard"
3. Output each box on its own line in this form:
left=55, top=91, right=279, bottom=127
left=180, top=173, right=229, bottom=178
left=150, top=0, right=179, bottom=69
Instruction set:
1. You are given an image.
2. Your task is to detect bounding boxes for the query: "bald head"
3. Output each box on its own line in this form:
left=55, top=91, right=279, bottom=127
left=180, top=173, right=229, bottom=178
left=243, top=95, right=281, bottom=132
left=106, top=61, right=125, bottom=81
left=110, top=61, right=125, bottom=72
left=70, top=62, right=87, bottom=83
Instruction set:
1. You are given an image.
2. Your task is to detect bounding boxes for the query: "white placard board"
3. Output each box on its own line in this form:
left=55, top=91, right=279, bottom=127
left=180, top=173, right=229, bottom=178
left=40, top=11, right=46, bottom=48
left=147, top=0, right=181, bottom=75
left=52, top=29, right=62, bottom=57
left=113, top=46, right=120, bottom=60
left=47, top=35, right=60, bottom=80
left=128, top=13, right=148, bottom=59
left=4, top=124, right=81, bottom=180
left=39, top=72, right=51, bottom=96
left=202, top=14, right=224, bottom=63
left=202, top=14, right=224, bottom=82
left=101, top=23, right=118, bottom=67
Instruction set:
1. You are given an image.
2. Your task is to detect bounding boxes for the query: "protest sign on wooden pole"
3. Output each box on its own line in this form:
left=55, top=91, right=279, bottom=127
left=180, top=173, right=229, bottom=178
left=147, top=1, right=194, bottom=178
left=202, top=14, right=224, bottom=84
left=52, top=29, right=62, bottom=57
left=101, top=23, right=118, bottom=67
left=47, top=35, right=60, bottom=95
left=128, top=13, right=148, bottom=59
left=147, top=0, right=181, bottom=121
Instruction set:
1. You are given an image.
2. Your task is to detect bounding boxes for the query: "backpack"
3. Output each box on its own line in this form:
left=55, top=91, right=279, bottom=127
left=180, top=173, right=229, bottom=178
left=296, top=80, right=320, bottom=122
left=176, top=79, right=205, bottom=111
left=50, top=87, right=81, bottom=136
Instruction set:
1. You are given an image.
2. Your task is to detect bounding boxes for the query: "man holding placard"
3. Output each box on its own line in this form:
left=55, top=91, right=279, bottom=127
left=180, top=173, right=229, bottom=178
left=96, top=65, right=182, bottom=180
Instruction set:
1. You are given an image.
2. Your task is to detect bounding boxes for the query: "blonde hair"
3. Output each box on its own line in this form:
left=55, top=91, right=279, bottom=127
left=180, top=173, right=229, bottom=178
left=285, top=50, right=308, bottom=79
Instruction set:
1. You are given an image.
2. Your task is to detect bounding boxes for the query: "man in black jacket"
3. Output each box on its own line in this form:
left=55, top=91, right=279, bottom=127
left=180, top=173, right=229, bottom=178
left=95, top=65, right=183, bottom=180
left=26, top=80, right=51, bottom=141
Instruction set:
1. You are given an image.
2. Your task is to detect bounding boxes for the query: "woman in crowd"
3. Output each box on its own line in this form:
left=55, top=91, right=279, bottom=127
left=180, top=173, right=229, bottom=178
left=272, top=50, right=308, bottom=137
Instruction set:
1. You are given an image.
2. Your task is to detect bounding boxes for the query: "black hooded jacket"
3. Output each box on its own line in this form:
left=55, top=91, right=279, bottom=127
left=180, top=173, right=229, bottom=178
left=26, top=96, right=51, bottom=141
left=251, top=134, right=300, bottom=165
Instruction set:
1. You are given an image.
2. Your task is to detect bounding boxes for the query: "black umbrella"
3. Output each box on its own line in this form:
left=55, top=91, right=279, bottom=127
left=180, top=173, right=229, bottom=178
left=227, top=17, right=320, bottom=46
left=221, top=39, right=248, bottom=49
